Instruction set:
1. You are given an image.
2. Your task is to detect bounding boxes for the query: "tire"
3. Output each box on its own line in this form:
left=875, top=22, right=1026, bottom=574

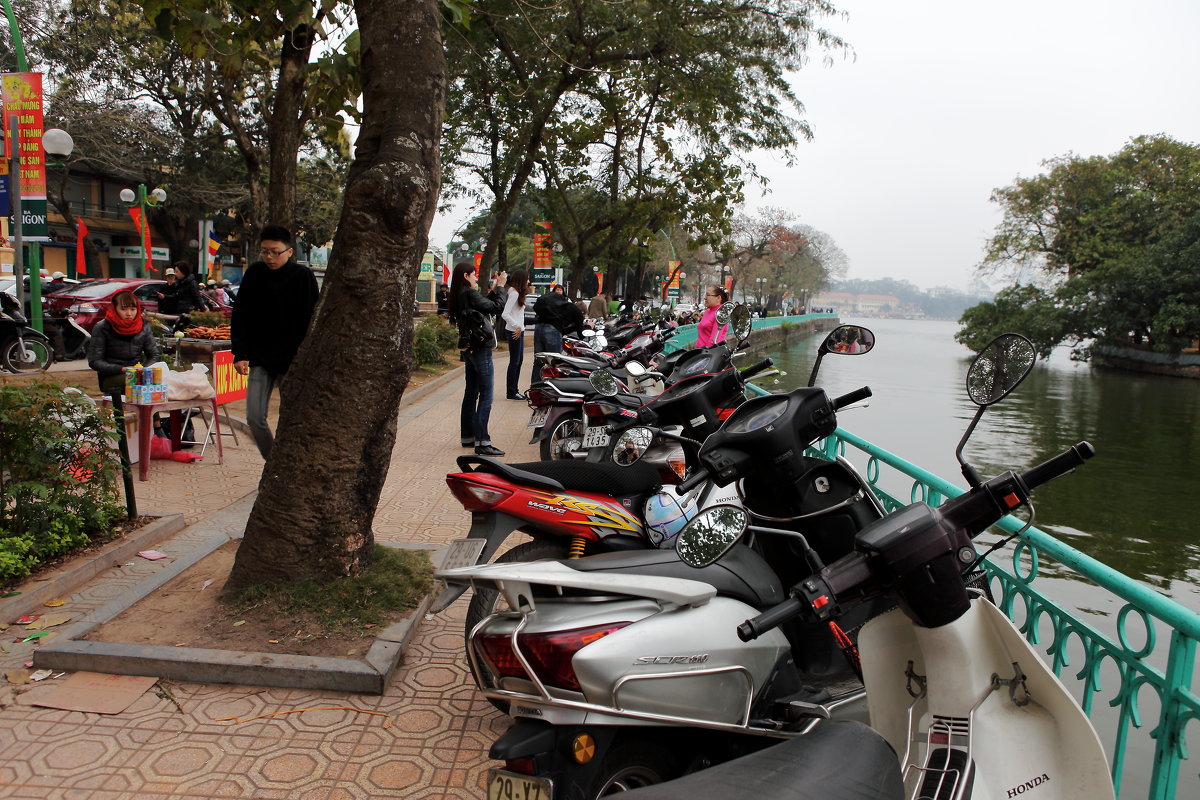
left=464, top=538, right=572, bottom=713
left=589, top=740, right=679, bottom=797
left=2, top=337, right=53, bottom=373
left=540, top=411, right=585, bottom=460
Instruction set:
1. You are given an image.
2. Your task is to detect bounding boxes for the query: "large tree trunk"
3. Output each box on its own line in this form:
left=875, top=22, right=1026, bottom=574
left=265, top=23, right=315, bottom=232
left=225, top=0, right=445, bottom=592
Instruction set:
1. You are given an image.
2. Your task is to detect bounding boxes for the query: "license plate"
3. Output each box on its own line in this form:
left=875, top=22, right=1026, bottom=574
left=488, top=768, right=553, bottom=800
left=527, top=407, right=550, bottom=429
left=439, top=538, right=487, bottom=571
left=582, top=425, right=611, bottom=449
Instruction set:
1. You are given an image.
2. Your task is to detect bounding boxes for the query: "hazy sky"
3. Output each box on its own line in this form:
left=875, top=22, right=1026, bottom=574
left=429, top=0, right=1200, bottom=291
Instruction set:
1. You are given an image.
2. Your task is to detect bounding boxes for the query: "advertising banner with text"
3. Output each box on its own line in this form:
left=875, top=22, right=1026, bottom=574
left=1, top=72, right=47, bottom=241
left=213, top=349, right=248, bottom=405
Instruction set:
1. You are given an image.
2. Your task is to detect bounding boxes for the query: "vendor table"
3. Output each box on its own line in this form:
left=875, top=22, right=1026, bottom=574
left=125, top=397, right=224, bottom=481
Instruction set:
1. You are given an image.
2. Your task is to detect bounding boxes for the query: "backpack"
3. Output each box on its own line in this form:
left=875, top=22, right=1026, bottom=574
left=457, top=307, right=496, bottom=352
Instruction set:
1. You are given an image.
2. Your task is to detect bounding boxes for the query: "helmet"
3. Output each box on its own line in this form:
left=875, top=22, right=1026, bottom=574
left=642, top=488, right=699, bottom=548
left=51, top=271, right=65, bottom=279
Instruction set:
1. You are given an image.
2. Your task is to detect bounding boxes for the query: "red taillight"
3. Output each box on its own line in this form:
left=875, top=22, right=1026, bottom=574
left=527, top=388, right=556, bottom=405
left=504, top=758, right=537, bottom=775
left=541, top=366, right=575, bottom=379
left=475, top=623, right=631, bottom=691
left=445, top=477, right=513, bottom=511
left=582, top=402, right=608, bottom=419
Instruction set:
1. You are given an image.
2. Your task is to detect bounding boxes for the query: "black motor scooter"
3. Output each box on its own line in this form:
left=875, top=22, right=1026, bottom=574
left=0, top=291, right=54, bottom=372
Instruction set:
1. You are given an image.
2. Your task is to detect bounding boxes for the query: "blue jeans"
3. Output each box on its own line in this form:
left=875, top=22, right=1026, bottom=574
left=461, top=347, right=495, bottom=446
left=531, top=324, right=562, bottom=384
left=506, top=328, right=524, bottom=397
left=247, top=366, right=281, bottom=458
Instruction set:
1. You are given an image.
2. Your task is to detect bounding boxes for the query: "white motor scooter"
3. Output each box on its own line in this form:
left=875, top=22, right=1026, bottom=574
left=623, top=333, right=1115, bottom=800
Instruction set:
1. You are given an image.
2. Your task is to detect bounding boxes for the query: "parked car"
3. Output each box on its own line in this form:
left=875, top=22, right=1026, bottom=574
left=44, top=278, right=232, bottom=333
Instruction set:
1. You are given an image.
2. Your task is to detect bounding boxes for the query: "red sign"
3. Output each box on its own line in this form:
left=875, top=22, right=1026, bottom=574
left=534, top=232, right=553, bottom=271
left=213, top=350, right=247, bottom=405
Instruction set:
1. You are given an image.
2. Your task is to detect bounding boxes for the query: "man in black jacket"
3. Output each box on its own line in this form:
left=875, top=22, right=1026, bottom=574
left=529, top=287, right=585, bottom=383
left=231, top=225, right=320, bottom=458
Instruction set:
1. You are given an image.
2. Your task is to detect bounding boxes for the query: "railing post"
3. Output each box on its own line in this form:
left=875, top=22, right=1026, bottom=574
left=1148, top=630, right=1195, bottom=800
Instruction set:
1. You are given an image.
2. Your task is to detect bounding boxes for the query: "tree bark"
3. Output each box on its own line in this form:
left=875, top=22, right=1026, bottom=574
left=265, top=23, right=315, bottom=232
left=225, top=0, right=445, bottom=591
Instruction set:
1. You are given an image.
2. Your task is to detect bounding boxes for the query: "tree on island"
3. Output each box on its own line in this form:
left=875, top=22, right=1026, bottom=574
left=957, top=135, right=1200, bottom=358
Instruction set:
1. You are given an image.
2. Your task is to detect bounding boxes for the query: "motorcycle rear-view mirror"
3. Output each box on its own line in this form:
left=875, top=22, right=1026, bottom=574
left=625, top=360, right=647, bottom=377
left=807, top=324, right=877, bottom=387
left=955, top=333, right=1036, bottom=488
left=715, top=303, right=735, bottom=327
left=581, top=329, right=596, bottom=339
left=676, top=505, right=750, bottom=568
left=589, top=369, right=619, bottom=397
left=612, top=427, right=654, bottom=466
left=965, top=333, right=1036, bottom=407
left=730, top=305, right=752, bottom=342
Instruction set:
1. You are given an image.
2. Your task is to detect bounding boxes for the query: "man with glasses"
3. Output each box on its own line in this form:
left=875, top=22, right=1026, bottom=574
left=231, top=225, right=320, bottom=458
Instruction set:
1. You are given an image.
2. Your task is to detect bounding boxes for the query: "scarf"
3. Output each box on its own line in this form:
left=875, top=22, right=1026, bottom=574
left=105, top=293, right=144, bottom=336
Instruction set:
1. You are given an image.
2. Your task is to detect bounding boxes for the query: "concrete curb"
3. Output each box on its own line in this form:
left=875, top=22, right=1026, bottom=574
left=33, top=494, right=440, bottom=694
left=0, top=513, right=186, bottom=622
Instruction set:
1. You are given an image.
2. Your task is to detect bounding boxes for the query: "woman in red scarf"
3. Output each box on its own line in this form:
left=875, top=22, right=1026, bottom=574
left=87, top=290, right=160, bottom=395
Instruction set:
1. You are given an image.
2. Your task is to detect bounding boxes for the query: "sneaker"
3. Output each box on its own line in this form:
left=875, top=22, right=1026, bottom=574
left=474, top=444, right=505, bottom=457
left=506, top=392, right=526, bottom=401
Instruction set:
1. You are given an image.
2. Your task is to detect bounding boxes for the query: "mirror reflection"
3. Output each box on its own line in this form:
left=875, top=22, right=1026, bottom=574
left=715, top=302, right=735, bottom=327
left=589, top=369, right=619, bottom=396
left=966, top=333, right=1036, bottom=406
left=731, top=305, right=752, bottom=341
left=613, top=427, right=654, bottom=465
left=822, top=325, right=875, bottom=356
left=676, top=505, right=749, bottom=567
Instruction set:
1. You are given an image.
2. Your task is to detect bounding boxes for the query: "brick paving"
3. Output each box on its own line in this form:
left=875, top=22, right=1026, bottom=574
left=1, top=350, right=540, bottom=799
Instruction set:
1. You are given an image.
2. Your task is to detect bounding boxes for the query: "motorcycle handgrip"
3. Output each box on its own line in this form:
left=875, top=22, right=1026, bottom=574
left=737, top=597, right=805, bottom=642
left=832, top=386, right=872, bottom=410
left=1020, top=442, right=1096, bottom=491
left=676, top=467, right=710, bottom=494
left=739, top=358, right=773, bottom=380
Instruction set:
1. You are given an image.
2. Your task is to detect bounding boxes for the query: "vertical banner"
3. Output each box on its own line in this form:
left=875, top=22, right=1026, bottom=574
left=532, top=221, right=554, bottom=285
left=75, top=217, right=89, bottom=276
left=666, top=260, right=681, bottom=299
left=206, top=222, right=223, bottom=280
left=213, top=350, right=248, bottom=404
left=419, top=251, right=434, bottom=281
left=1, top=72, right=47, bottom=241
left=127, top=206, right=154, bottom=274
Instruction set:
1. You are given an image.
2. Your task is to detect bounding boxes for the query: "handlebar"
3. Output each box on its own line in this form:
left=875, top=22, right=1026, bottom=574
left=739, top=358, right=773, bottom=381
left=832, top=386, right=872, bottom=410
left=737, top=597, right=805, bottom=641
left=1020, top=442, right=1096, bottom=491
left=676, top=467, right=710, bottom=494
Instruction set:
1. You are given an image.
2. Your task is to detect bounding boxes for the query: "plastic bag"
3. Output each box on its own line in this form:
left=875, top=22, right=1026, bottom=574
left=162, top=363, right=216, bottom=400
left=149, top=436, right=174, bottom=459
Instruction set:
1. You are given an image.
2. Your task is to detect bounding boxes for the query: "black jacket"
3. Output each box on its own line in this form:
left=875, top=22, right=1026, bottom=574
left=455, top=287, right=504, bottom=350
left=230, top=260, right=320, bottom=374
left=534, top=292, right=585, bottom=336
left=174, top=274, right=210, bottom=314
left=87, top=319, right=160, bottom=389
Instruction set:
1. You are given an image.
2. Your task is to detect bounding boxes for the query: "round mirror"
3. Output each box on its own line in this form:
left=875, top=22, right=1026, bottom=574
left=625, top=360, right=647, bottom=377
left=613, top=427, right=654, bottom=466
left=715, top=302, right=735, bottom=327
left=821, top=325, right=876, bottom=356
left=581, top=329, right=596, bottom=339
left=966, top=333, right=1036, bottom=406
left=730, top=305, right=752, bottom=341
left=594, top=335, right=608, bottom=348
left=676, top=505, right=750, bottom=568
left=589, top=369, right=620, bottom=396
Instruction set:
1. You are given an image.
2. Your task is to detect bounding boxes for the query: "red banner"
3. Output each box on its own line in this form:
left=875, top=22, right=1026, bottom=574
left=127, top=207, right=154, bottom=274
left=533, top=232, right=553, bottom=272
left=213, top=350, right=247, bottom=405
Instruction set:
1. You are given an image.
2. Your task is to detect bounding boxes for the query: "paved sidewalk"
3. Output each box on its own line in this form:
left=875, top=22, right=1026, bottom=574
left=1, top=348, right=541, bottom=799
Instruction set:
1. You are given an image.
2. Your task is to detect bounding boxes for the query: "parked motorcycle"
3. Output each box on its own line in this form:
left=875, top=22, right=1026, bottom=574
left=0, top=291, right=54, bottom=373
left=438, top=390, right=888, bottom=796
left=43, top=308, right=91, bottom=361
left=624, top=333, right=1112, bottom=800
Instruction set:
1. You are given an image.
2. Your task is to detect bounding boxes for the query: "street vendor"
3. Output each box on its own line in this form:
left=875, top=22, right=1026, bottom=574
left=87, top=290, right=160, bottom=398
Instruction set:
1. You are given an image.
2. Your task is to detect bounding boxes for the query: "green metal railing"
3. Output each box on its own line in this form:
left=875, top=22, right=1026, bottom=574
left=661, top=317, right=1198, bottom=798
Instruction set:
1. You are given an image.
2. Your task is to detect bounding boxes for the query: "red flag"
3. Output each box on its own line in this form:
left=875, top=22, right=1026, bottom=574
left=75, top=217, right=89, bottom=276
left=127, top=207, right=155, bottom=274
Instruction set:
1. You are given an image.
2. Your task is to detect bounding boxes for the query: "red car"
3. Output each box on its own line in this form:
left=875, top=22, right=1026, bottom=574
left=45, top=278, right=232, bottom=333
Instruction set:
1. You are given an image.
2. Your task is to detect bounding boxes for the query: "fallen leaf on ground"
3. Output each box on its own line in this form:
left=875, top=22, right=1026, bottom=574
left=27, top=613, right=71, bottom=631
left=43, top=598, right=66, bottom=607
left=232, top=620, right=246, bottom=627
left=5, top=669, right=29, bottom=684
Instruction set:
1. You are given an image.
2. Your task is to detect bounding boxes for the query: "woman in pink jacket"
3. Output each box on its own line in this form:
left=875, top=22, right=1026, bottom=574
left=695, top=285, right=729, bottom=347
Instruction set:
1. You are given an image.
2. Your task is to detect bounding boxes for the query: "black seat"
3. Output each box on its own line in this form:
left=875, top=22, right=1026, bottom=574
left=620, top=720, right=903, bottom=800
left=458, top=456, right=661, bottom=497
left=562, top=544, right=784, bottom=608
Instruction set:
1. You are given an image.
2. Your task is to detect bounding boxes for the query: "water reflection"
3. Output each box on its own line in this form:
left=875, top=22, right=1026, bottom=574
left=763, top=318, right=1200, bottom=607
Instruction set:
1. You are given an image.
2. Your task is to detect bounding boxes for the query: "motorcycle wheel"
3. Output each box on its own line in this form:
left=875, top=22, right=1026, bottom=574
left=2, top=337, right=53, bottom=373
left=540, top=412, right=585, bottom=460
left=589, top=740, right=679, bottom=797
left=464, top=538, right=571, bottom=713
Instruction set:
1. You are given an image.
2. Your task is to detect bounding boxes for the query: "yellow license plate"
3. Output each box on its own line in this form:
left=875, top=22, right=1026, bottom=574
left=487, top=768, right=553, bottom=800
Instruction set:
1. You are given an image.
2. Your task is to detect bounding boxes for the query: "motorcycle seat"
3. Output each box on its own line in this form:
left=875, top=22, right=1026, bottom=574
left=459, top=456, right=661, bottom=496
left=561, top=544, right=785, bottom=608
left=619, top=720, right=903, bottom=800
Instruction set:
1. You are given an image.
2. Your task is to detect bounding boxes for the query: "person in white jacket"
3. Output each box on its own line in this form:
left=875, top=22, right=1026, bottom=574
left=501, top=269, right=530, bottom=400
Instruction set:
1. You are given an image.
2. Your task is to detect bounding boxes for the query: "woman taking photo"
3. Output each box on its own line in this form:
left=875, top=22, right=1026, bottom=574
left=87, top=290, right=160, bottom=399
left=696, top=284, right=730, bottom=347
left=501, top=269, right=530, bottom=400
left=448, top=261, right=507, bottom=457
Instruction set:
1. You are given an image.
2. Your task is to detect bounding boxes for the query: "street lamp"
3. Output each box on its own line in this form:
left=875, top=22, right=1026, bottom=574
left=755, top=277, right=766, bottom=306
left=119, top=185, right=167, bottom=278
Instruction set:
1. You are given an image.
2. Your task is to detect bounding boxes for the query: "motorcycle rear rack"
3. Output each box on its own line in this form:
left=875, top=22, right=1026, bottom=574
left=468, top=610, right=865, bottom=739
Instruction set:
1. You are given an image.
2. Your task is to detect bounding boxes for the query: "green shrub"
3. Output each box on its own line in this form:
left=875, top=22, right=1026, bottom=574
left=412, top=315, right=459, bottom=366
left=0, top=383, right=125, bottom=586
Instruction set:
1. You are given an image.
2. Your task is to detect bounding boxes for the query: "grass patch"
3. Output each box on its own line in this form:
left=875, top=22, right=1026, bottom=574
left=232, top=545, right=434, bottom=637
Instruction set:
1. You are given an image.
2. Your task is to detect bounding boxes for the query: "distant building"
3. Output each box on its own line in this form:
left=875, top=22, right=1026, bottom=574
left=809, top=292, right=902, bottom=317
